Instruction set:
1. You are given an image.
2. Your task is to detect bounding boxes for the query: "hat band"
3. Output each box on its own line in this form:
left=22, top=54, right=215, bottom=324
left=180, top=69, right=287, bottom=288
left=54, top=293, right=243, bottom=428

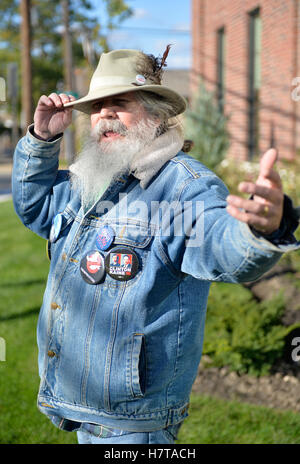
left=90, top=75, right=149, bottom=90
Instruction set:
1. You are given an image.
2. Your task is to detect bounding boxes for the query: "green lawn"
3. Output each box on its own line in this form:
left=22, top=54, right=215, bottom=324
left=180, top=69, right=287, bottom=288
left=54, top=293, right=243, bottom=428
left=177, top=394, right=300, bottom=444
left=1, top=200, right=300, bottom=444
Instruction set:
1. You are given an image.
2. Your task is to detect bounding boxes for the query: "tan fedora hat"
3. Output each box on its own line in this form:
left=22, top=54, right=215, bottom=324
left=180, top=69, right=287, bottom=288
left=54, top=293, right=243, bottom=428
left=63, top=49, right=187, bottom=115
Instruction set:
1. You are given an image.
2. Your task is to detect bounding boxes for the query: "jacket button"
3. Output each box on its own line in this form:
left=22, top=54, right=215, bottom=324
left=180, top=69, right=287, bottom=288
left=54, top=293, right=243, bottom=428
left=47, top=350, right=56, bottom=358
left=51, top=302, right=60, bottom=310
left=181, top=404, right=189, bottom=415
left=62, top=252, right=67, bottom=261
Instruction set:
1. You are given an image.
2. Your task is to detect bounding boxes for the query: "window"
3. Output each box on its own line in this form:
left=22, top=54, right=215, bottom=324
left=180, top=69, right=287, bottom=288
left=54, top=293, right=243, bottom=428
left=248, top=8, right=262, bottom=159
left=217, top=27, right=226, bottom=113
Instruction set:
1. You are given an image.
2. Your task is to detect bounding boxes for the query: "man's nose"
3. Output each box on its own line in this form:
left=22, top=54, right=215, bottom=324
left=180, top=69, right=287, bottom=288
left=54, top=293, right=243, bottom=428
left=99, top=105, right=116, bottom=119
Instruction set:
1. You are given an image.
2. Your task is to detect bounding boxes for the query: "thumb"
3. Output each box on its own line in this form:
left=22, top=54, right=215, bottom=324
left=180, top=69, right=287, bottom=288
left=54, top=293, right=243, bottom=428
left=259, top=148, right=278, bottom=179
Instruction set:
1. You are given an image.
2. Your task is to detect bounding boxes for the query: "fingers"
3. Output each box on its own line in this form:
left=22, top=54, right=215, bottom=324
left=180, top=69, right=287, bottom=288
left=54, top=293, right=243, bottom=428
left=226, top=190, right=283, bottom=234
left=226, top=148, right=284, bottom=234
left=59, top=93, right=76, bottom=107
left=237, top=181, right=282, bottom=203
left=259, top=168, right=282, bottom=189
left=226, top=195, right=274, bottom=215
left=226, top=204, right=272, bottom=232
left=38, top=93, right=76, bottom=110
left=34, top=92, right=76, bottom=139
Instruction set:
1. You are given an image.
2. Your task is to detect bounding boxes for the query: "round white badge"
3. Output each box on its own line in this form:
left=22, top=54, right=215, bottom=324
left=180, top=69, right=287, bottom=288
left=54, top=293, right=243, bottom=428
left=135, top=74, right=146, bottom=86
left=49, top=213, right=63, bottom=243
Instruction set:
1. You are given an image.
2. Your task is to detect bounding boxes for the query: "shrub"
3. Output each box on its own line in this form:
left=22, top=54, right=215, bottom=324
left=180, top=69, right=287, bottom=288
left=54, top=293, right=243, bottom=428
left=203, top=282, right=293, bottom=376
left=216, top=156, right=300, bottom=206
left=184, top=81, right=230, bottom=171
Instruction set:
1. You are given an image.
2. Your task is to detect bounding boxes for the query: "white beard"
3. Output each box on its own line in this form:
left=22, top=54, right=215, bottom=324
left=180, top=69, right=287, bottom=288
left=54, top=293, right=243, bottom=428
left=69, top=118, right=157, bottom=209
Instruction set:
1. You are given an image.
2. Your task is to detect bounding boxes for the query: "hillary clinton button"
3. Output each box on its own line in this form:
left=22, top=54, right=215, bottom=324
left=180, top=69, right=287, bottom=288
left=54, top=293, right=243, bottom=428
left=49, top=213, right=63, bottom=243
left=105, top=247, right=139, bottom=281
left=95, top=225, right=115, bottom=251
left=80, top=250, right=105, bottom=285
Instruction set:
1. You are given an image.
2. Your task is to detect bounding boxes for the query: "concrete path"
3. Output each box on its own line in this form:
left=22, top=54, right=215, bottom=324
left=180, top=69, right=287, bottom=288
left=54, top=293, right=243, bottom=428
left=0, top=163, right=12, bottom=202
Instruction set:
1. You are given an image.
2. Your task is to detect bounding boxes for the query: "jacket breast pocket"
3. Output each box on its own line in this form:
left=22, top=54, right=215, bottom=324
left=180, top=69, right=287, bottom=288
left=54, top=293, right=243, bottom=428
left=99, top=220, right=156, bottom=288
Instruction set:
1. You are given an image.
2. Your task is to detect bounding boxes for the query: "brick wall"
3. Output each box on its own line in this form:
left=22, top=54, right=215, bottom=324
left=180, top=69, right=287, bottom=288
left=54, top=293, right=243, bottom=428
left=191, top=0, right=300, bottom=161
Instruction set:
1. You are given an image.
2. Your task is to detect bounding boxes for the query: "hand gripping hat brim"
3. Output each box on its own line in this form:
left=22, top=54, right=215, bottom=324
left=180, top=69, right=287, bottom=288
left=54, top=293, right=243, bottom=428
left=63, top=49, right=187, bottom=116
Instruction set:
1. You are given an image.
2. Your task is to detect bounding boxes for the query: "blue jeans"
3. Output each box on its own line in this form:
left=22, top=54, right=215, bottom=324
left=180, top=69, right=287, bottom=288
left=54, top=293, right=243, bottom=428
left=77, top=423, right=181, bottom=444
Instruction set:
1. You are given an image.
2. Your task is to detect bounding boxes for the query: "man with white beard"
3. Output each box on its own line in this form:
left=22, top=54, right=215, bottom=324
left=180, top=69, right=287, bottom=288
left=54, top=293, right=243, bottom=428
left=12, top=48, right=299, bottom=444
left=70, top=104, right=159, bottom=209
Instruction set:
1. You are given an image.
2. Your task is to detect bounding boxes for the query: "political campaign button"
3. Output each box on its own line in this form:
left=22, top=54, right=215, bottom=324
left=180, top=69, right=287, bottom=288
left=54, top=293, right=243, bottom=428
left=95, top=225, right=115, bottom=251
left=49, top=213, right=63, bottom=243
left=105, top=247, right=139, bottom=281
left=80, top=250, right=105, bottom=285
left=135, top=74, right=146, bottom=85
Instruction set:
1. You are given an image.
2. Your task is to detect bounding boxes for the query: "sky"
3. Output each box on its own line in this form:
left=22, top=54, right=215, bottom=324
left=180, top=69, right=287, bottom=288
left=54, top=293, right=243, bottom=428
left=92, top=0, right=191, bottom=69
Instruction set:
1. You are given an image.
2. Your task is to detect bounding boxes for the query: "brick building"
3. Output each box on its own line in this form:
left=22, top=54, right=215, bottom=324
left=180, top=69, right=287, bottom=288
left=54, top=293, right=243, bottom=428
left=191, top=0, right=300, bottom=161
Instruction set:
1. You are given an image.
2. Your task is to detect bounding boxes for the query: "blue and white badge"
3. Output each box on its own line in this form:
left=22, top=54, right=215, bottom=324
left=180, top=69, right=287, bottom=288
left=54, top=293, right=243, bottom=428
left=95, top=226, right=115, bottom=251
left=49, top=213, right=63, bottom=243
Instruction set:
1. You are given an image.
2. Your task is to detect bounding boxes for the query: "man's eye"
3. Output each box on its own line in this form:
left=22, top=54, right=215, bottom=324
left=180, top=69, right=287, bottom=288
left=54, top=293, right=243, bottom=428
left=115, top=99, right=129, bottom=107
left=92, top=102, right=102, bottom=111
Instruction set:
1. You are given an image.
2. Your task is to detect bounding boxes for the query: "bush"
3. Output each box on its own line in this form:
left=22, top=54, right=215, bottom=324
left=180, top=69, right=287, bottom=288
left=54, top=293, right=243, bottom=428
left=184, top=82, right=230, bottom=171
left=216, top=156, right=300, bottom=207
left=203, top=282, right=293, bottom=376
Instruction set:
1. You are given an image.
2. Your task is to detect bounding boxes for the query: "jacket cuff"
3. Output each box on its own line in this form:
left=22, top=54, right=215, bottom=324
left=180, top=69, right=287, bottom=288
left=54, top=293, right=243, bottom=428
left=28, top=124, right=63, bottom=143
left=251, top=195, right=300, bottom=246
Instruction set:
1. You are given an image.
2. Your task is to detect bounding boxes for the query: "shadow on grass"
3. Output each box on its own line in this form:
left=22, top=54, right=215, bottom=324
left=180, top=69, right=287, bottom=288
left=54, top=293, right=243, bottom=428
left=0, top=307, right=40, bottom=322
left=0, top=279, right=46, bottom=288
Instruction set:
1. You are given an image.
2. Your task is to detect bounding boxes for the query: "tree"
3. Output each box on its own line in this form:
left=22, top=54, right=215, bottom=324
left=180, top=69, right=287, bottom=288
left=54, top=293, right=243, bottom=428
left=0, top=0, right=132, bottom=109
left=21, top=0, right=33, bottom=129
left=185, top=82, right=230, bottom=171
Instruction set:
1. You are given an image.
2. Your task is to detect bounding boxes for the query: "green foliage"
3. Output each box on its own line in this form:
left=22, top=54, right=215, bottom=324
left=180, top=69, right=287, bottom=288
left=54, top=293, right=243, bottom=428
left=203, top=282, right=291, bottom=376
left=185, top=81, right=230, bottom=171
left=177, top=393, right=300, bottom=444
left=0, top=201, right=77, bottom=443
left=0, top=0, right=132, bottom=109
left=216, top=156, right=300, bottom=206
left=104, top=0, right=133, bottom=27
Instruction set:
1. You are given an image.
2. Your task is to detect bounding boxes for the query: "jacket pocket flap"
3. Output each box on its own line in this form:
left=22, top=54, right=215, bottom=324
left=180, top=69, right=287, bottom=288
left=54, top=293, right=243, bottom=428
left=104, top=220, right=157, bottom=248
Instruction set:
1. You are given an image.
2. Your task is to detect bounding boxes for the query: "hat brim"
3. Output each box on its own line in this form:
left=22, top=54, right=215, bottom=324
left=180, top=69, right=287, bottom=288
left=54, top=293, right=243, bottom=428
left=63, top=84, right=187, bottom=116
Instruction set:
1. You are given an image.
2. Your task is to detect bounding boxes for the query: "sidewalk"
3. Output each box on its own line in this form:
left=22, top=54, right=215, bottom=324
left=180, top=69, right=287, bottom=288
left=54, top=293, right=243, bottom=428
left=0, top=163, right=12, bottom=174
left=0, top=162, right=12, bottom=202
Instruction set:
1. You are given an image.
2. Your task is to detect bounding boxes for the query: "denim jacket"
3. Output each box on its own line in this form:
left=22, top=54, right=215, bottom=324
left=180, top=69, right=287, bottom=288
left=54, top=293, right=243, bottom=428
left=12, top=128, right=300, bottom=432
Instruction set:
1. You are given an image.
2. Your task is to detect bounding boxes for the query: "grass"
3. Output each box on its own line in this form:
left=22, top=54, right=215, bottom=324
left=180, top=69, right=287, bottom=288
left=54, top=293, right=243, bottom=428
left=176, top=394, right=300, bottom=444
left=1, top=200, right=300, bottom=444
left=0, top=200, right=77, bottom=444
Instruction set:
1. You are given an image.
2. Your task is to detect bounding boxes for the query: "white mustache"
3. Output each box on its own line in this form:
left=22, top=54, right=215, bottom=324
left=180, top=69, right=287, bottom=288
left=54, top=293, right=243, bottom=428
left=92, top=120, right=128, bottom=139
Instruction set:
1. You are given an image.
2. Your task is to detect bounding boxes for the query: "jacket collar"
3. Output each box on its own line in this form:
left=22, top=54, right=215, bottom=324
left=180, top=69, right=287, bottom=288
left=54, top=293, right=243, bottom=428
left=130, top=127, right=184, bottom=189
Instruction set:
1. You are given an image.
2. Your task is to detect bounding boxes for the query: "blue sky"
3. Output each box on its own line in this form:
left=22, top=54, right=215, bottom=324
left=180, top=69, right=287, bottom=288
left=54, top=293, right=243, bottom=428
left=92, top=0, right=191, bottom=69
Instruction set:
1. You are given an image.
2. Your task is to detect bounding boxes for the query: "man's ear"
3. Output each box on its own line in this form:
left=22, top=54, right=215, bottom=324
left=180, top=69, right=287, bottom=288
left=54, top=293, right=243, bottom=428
left=155, top=122, right=168, bottom=137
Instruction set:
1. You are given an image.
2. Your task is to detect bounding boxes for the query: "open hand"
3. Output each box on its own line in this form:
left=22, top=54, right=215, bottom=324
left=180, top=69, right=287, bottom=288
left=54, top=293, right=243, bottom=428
left=226, top=148, right=284, bottom=235
left=33, top=93, right=76, bottom=140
